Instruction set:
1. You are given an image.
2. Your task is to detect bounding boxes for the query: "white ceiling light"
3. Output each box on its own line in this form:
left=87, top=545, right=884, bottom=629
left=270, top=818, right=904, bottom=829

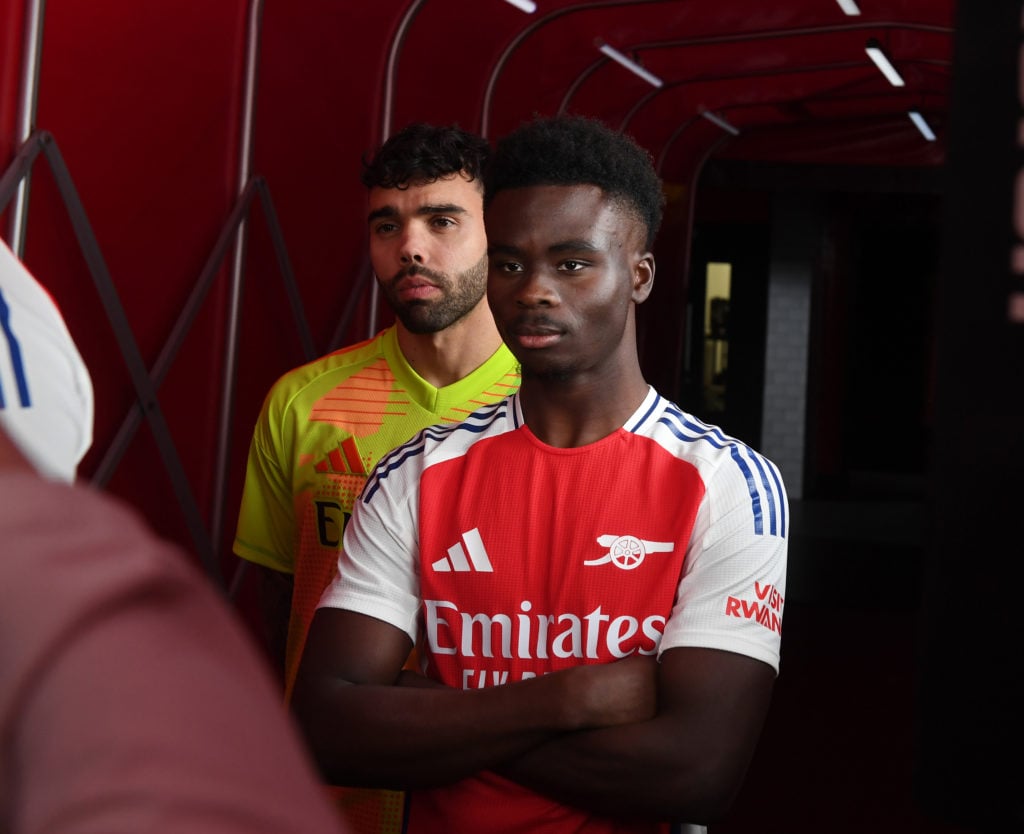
left=701, top=110, right=740, bottom=136
left=836, top=0, right=861, bottom=15
left=598, top=43, right=663, bottom=88
left=865, top=38, right=905, bottom=87
left=908, top=111, right=936, bottom=141
left=502, top=0, right=536, bottom=12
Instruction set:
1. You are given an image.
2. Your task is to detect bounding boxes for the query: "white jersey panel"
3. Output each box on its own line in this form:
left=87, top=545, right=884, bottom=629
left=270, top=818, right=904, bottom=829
left=647, top=403, right=787, bottom=669
left=319, top=399, right=518, bottom=642
left=0, top=240, right=94, bottom=482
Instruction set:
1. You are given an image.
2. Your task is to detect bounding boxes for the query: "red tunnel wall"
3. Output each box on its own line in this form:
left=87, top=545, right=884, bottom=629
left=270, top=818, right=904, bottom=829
left=1, top=0, right=947, bottom=580
left=0, top=2, right=400, bottom=580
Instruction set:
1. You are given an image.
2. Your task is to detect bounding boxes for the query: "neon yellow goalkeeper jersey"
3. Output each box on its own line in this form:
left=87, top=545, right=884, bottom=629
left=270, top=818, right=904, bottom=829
left=233, top=330, right=516, bottom=834
left=234, top=325, right=520, bottom=695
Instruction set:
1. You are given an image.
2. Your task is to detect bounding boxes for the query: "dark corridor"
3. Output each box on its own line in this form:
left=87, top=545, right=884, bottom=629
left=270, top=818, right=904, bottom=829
left=688, top=174, right=960, bottom=834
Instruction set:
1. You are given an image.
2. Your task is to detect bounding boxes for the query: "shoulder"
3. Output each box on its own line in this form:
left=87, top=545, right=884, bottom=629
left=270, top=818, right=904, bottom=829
left=635, top=394, right=787, bottom=531
left=260, top=330, right=391, bottom=417
left=637, top=394, right=781, bottom=479
left=0, top=242, right=94, bottom=482
left=361, top=395, right=517, bottom=504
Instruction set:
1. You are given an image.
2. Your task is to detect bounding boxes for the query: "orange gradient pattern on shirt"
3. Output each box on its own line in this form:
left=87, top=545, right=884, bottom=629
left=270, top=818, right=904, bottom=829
left=309, top=359, right=407, bottom=435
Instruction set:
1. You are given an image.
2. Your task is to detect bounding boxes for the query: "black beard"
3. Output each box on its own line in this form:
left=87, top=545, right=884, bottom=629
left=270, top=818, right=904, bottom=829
left=386, top=255, right=487, bottom=334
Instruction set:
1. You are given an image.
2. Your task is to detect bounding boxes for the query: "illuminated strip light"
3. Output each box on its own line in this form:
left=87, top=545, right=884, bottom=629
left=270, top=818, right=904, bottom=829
left=502, top=0, right=537, bottom=12
left=865, top=38, right=905, bottom=87
left=908, top=111, right=936, bottom=141
left=598, top=43, right=663, bottom=89
left=836, top=0, right=861, bottom=14
left=701, top=110, right=740, bottom=136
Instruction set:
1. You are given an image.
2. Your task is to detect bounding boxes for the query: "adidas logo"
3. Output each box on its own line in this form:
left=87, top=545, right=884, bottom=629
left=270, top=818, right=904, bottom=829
left=432, top=528, right=493, bottom=573
left=313, top=436, right=366, bottom=475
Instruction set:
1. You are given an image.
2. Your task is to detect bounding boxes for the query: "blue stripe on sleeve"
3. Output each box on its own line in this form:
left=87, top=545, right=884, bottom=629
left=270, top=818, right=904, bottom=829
left=658, top=405, right=785, bottom=538
left=0, top=287, right=32, bottom=409
left=728, top=445, right=766, bottom=536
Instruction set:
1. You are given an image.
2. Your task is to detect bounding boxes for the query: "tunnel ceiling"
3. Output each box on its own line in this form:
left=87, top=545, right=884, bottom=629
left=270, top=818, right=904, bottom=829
left=382, top=0, right=954, bottom=182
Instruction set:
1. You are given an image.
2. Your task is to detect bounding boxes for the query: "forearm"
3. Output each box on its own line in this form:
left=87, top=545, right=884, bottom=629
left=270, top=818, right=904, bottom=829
left=499, top=715, right=723, bottom=822
left=500, top=648, right=776, bottom=824
left=296, top=673, right=581, bottom=789
left=294, top=612, right=658, bottom=790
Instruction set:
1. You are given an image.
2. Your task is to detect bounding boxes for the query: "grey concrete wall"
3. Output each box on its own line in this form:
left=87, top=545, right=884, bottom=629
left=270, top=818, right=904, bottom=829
left=760, top=194, right=818, bottom=500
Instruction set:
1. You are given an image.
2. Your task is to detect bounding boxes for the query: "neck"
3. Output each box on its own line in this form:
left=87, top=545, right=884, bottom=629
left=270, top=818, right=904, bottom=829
left=394, top=300, right=504, bottom=388
left=518, top=365, right=650, bottom=449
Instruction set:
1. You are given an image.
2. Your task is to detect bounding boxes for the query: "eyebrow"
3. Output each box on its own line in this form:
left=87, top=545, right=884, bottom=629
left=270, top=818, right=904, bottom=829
left=487, top=239, right=601, bottom=256
left=367, top=203, right=468, bottom=224
left=550, top=240, right=601, bottom=254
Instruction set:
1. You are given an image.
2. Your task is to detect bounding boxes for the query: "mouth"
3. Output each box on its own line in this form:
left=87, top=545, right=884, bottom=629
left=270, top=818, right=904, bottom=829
left=393, top=270, right=441, bottom=302
left=507, top=319, right=564, bottom=350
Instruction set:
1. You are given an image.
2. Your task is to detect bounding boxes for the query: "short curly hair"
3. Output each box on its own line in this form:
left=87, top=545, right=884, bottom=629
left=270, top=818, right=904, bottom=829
left=361, top=123, right=491, bottom=191
left=484, top=115, right=664, bottom=249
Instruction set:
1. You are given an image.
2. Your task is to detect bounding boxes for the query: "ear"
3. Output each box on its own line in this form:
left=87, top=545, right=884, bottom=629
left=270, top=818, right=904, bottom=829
left=632, top=253, right=655, bottom=304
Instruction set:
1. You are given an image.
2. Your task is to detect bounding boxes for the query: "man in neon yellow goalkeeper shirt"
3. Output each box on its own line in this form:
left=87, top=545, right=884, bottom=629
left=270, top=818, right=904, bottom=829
left=233, top=124, right=519, bottom=831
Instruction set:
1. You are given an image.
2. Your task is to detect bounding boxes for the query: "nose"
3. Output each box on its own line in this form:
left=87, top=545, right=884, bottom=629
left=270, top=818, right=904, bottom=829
left=398, top=226, right=426, bottom=265
left=513, top=268, right=558, bottom=308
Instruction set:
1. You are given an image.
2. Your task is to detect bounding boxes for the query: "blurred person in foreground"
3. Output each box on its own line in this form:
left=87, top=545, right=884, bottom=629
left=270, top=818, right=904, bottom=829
left=0, top=238, right=348, bottom=834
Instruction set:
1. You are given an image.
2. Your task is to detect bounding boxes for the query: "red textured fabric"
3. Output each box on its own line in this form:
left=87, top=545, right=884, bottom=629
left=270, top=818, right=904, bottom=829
left=0, top=471, right=347, bottom=834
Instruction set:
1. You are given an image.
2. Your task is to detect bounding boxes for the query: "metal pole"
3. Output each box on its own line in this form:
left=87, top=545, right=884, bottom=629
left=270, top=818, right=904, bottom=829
left=380, top=0, right=425, bottom=145
left=210, top=0, right=264, bottom=557
left=6, top=0, right=46, bottom=255
left=91, top=180, right=260, bottom=488
left=37, top=132, right=219, bottom=580
left=367, top=0, right=424, bottom=339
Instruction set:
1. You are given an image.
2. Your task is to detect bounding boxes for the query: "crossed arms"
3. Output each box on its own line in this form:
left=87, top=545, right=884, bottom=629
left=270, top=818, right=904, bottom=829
left=291, top=607, right=775, bottom=824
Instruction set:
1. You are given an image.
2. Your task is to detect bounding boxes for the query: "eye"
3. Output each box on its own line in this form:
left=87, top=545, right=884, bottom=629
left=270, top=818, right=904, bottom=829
left=431, top=216, right=457, bottom=229
left=559, top=259, right=589, bottom=273
left=372, top=221, right=398, bottom=236
left=490, top=259, right=524, bottom=274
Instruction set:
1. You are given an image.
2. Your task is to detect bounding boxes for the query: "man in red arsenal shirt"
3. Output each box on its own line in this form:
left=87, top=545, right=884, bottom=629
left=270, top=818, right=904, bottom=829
left=294, top=115, right=788, bottom=834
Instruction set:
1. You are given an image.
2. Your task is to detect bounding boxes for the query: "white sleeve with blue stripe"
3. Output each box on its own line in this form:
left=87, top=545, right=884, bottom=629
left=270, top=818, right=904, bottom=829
left=655, top=406, right=788, bottom=674
left=0, top=240, right=93, bottom=482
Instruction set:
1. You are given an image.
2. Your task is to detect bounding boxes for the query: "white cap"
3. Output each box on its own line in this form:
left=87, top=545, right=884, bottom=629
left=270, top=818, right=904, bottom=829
left=0, top=238, right=94, bottom=482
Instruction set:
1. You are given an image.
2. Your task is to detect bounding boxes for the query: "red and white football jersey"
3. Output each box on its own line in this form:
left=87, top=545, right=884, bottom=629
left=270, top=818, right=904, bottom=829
left=321, top=386, right=787, bottom=833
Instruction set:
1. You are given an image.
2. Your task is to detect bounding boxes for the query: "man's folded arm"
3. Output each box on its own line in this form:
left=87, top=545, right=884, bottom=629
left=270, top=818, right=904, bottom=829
left=497, top=646, right=776, bottom=825
left=291, top=607, right=659, bottom=790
